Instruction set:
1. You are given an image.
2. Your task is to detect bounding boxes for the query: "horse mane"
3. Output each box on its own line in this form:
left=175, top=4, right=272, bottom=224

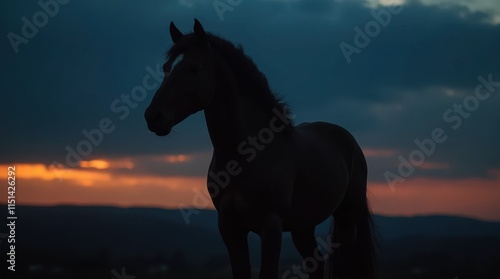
left=166, top=33, right=292, bottom=123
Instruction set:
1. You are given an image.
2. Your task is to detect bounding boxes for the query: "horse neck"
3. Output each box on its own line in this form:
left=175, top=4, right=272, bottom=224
left=203, top=68, right=276, bottom=159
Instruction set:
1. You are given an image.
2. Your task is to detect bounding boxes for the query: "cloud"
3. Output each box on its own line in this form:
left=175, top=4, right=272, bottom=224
left=1, top=0, right=499, bottom=186
left=363, top=148, right=397, bottom=157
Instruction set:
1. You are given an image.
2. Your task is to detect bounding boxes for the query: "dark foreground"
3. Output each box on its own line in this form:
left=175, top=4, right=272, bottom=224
left=1, top=205, right=499, bottom=279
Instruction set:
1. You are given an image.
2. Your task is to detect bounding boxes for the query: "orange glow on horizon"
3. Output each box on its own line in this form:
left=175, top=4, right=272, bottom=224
left=363, top=148, right=396, bottom=157
left=1, top=161, right=499, bottom=221
left=418, top=161, right=450, bottom=170
left=79, top=158, right=135, bottom=170
left=0, top=162, right=209, bottom=207
left=163, top=154, right=191, bottom=163
left=368, top=171, right=500, bottom=221
left=0, top=163, right=113, bottom=187
left=79, top=160, right=110, bottom=169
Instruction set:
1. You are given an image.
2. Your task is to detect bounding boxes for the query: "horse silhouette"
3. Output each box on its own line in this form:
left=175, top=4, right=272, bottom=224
left=145, top=19, right=375, bottom=279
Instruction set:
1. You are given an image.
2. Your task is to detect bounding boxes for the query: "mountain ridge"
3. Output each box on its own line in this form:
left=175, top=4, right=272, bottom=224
left=1, top=205, right=499, bottom=278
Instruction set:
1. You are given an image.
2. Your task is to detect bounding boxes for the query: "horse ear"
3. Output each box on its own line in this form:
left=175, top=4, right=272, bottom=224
left=170, top=21, right=183, bottom=44
left=193, top=18, right=210, bottom=48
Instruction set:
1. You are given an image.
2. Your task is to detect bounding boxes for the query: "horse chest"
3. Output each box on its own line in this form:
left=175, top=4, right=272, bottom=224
left=212, top=169, right=293, bottom=227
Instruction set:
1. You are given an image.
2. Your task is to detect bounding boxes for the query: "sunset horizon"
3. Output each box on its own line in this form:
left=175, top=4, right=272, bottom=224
left=2, top=0, right=500, bottom=277
left=3, top=150, right=499, bottom=222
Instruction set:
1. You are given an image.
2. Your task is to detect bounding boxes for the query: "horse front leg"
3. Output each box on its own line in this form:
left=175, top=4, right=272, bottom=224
left=259, top=212, right=283, bottom=279
left=218, top=216, right=251, bottom=279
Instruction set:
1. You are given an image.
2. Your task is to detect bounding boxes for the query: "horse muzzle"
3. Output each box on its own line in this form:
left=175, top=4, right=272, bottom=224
left=144, top=106, right=173, bottom=136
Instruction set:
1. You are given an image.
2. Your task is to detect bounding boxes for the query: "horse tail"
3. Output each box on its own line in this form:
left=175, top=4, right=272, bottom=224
left=328, top=143, right=376, bottom=279
left=354, top=196, right=376, bottom=279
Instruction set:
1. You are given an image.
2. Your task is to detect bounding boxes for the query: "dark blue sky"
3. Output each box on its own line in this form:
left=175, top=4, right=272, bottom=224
left=1, top=0, right=499, bottom=186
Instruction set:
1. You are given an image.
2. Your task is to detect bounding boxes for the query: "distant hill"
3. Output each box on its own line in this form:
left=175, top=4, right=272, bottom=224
left=0, top=205, right=499, bottom=279
left=373, top=215, right=500, bottom=239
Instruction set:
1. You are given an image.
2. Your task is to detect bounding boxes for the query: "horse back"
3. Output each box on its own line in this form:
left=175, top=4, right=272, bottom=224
left=295, top=121, right=363, bottom=173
